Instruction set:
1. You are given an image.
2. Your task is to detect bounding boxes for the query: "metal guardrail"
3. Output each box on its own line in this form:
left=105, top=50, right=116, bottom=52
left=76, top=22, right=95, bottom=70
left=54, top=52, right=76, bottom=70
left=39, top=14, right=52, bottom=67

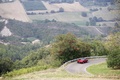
left=61, top=56, right=107, bottom=67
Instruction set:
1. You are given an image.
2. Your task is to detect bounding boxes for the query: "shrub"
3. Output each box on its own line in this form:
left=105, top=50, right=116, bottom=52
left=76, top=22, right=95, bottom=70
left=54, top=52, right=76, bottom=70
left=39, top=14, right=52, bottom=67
left=50, top=10, right=56, bottom=13
left=106, top=32, right=120, bottom=69
left=59, top=7, right=64, bottom=12
left=81, top=12, right=87, bottom=17
left=107, top=48, right=120, bottom=69
left=3, top=65, right=50, bottom=77
left=0, top=58, right=13, bottom=76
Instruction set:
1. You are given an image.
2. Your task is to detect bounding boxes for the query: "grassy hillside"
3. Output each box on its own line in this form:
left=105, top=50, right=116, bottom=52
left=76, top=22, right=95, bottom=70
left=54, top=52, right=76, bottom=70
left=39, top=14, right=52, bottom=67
left=0, top=19, right=114, bottom=45
left=0, top=0, right=30, bottom=22
left=0, top=19, right=112, bottom=45
left=4, top=19, right=89, bottom=45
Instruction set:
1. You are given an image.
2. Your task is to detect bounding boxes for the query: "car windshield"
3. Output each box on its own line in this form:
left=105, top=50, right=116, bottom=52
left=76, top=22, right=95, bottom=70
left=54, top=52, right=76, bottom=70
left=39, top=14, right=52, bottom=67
left=80, top=58, right=86, bottom=60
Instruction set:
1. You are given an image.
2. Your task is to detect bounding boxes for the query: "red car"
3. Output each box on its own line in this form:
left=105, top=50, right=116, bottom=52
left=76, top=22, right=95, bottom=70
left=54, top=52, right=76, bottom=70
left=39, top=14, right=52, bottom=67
left=77, top=58, right=88, bottom=64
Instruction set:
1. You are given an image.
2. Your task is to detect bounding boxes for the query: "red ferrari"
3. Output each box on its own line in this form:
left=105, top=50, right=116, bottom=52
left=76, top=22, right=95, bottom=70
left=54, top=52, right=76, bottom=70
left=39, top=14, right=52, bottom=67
left=77, top=58, right=88, bottom=64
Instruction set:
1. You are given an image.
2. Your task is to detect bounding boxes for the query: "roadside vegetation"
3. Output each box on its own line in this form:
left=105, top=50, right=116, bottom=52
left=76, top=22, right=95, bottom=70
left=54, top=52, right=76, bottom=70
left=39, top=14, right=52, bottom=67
left=87, top=32, right=120, bottom=78
left=0, top=30, right=119, bottom=80
left=105, top=32, right=120, bottom=69
left=0, top=32, right=118, bottom=78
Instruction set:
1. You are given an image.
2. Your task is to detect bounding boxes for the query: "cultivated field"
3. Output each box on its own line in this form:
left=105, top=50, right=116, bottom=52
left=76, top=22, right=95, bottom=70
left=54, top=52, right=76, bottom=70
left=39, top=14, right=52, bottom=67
left=29, top=12, right=89, bottom=26
left=92, top=7, right=120, bottom=21
left=22, top=1, right=47, bottom=11
left=0, top=0, right=30, bottom=22
left=26, top=1, right=90, bottom=26
left=42, top=1, right=89, bottom=12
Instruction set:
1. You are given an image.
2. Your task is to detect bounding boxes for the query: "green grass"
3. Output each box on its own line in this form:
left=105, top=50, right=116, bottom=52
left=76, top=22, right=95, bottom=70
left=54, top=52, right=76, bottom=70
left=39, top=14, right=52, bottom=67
left=87, top=63, right=120, bottom=78
left=3, top=65, right=51, bottom=77
left=22, top=1, right=47, bottom=11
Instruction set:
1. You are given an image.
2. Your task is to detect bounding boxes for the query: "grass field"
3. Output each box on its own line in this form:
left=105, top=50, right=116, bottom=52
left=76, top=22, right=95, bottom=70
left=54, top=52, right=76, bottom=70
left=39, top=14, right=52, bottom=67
left=27, top=1, right=90, bottom=26
left=29, top=12, right=89, bottom=26
left=42, top=1, right=89, bottom=12
left=92, top=7, right=120, bottom=21
left=87, top=63, right=120, bottom=79
left=22, top=1, right=47, bottom=11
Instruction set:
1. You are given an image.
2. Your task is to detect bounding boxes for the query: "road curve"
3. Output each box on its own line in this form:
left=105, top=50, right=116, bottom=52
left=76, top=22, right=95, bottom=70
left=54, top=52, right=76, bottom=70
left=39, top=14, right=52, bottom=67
left=65, top=58, right=106, bottom=74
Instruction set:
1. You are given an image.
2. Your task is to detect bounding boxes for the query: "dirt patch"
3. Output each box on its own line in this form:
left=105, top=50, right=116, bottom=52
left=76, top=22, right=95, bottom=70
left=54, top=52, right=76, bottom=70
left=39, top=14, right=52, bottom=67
left=0, top=26, right=12, bottom=36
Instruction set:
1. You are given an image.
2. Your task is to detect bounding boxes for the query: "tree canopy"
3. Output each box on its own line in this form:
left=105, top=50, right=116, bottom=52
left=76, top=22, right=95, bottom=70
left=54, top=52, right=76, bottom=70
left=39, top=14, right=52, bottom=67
left=106, top=32, right=120, bottom=69
left=50, top=33, right=91, bottom=63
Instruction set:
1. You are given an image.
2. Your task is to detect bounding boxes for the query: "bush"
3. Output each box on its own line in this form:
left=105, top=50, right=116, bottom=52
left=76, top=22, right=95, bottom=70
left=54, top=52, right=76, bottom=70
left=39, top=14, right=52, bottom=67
left=0, top=21, right=4, bottom=31
left=3, top=65, right=50, bottom=77
left=81, top=12, right=87, bottom=17
left=106, top=32, right=120, bottom=69
left=37, top=55, right=62, bottom=67
left=50, top=10, right=56, bottom=13
left=107, top=48, right=120, bottom=69
left=0, top=58, right=13, bottom=75
left=90, top=41, right=108, bottom=56
left=59, top=7, right=64, bottom=12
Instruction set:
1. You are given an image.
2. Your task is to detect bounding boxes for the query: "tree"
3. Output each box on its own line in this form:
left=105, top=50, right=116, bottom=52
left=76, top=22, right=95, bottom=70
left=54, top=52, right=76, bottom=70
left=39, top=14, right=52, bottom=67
left=50, top=10, right=56, bottom=13
left=86, top=21, right=89, bottom=26
left=0, top=22, right=4, bottom=31
left=105, top=32, right=120, bottom=50
left=93, top=16, right=98, bottom=22
left=59, top=7, right=64, bottom=12
left=81, top=12, right=87, bottom=17
left=98, top=17, right=103, bottom=22
left=90, top=41, right=108, bottom=56
left=50, top=33, right=91, bottom=63
left=0, top=58, right=13, bottom=75
left=89, top=17, right=96, bottom=26
left=107, top=49, right=120, bottom=69
left=114, top=22, right=120, bottom=28
left=106, top=32, right=120, bottom=69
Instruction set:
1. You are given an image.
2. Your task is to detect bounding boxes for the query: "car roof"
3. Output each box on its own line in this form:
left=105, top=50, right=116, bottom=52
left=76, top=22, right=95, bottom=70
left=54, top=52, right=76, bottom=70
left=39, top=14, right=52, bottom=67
left=79, top=58, right=87, bottom=60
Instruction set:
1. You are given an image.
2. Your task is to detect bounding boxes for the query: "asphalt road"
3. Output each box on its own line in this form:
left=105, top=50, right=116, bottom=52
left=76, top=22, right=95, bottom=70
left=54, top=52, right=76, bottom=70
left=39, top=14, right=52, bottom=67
left=65, top=58, right=106, bottom=74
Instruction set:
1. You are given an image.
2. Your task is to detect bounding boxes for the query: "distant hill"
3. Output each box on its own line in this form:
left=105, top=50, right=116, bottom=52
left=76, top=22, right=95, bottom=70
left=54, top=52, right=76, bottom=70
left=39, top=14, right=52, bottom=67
left=0, top=19, right=116, bottom=45
left=0, top=0, right=30, bottom=22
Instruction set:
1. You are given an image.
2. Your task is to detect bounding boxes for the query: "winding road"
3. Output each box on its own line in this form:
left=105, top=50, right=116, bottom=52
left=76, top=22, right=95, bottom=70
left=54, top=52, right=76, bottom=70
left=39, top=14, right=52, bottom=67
left=65, top=58, right=106, bottom=74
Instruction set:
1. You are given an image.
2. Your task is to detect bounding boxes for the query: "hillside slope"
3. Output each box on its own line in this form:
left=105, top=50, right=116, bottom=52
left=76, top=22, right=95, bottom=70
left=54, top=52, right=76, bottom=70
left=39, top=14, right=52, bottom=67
left=42, top=1, right=88, bottom=12
left=0, top=0, right=30, bottom=22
